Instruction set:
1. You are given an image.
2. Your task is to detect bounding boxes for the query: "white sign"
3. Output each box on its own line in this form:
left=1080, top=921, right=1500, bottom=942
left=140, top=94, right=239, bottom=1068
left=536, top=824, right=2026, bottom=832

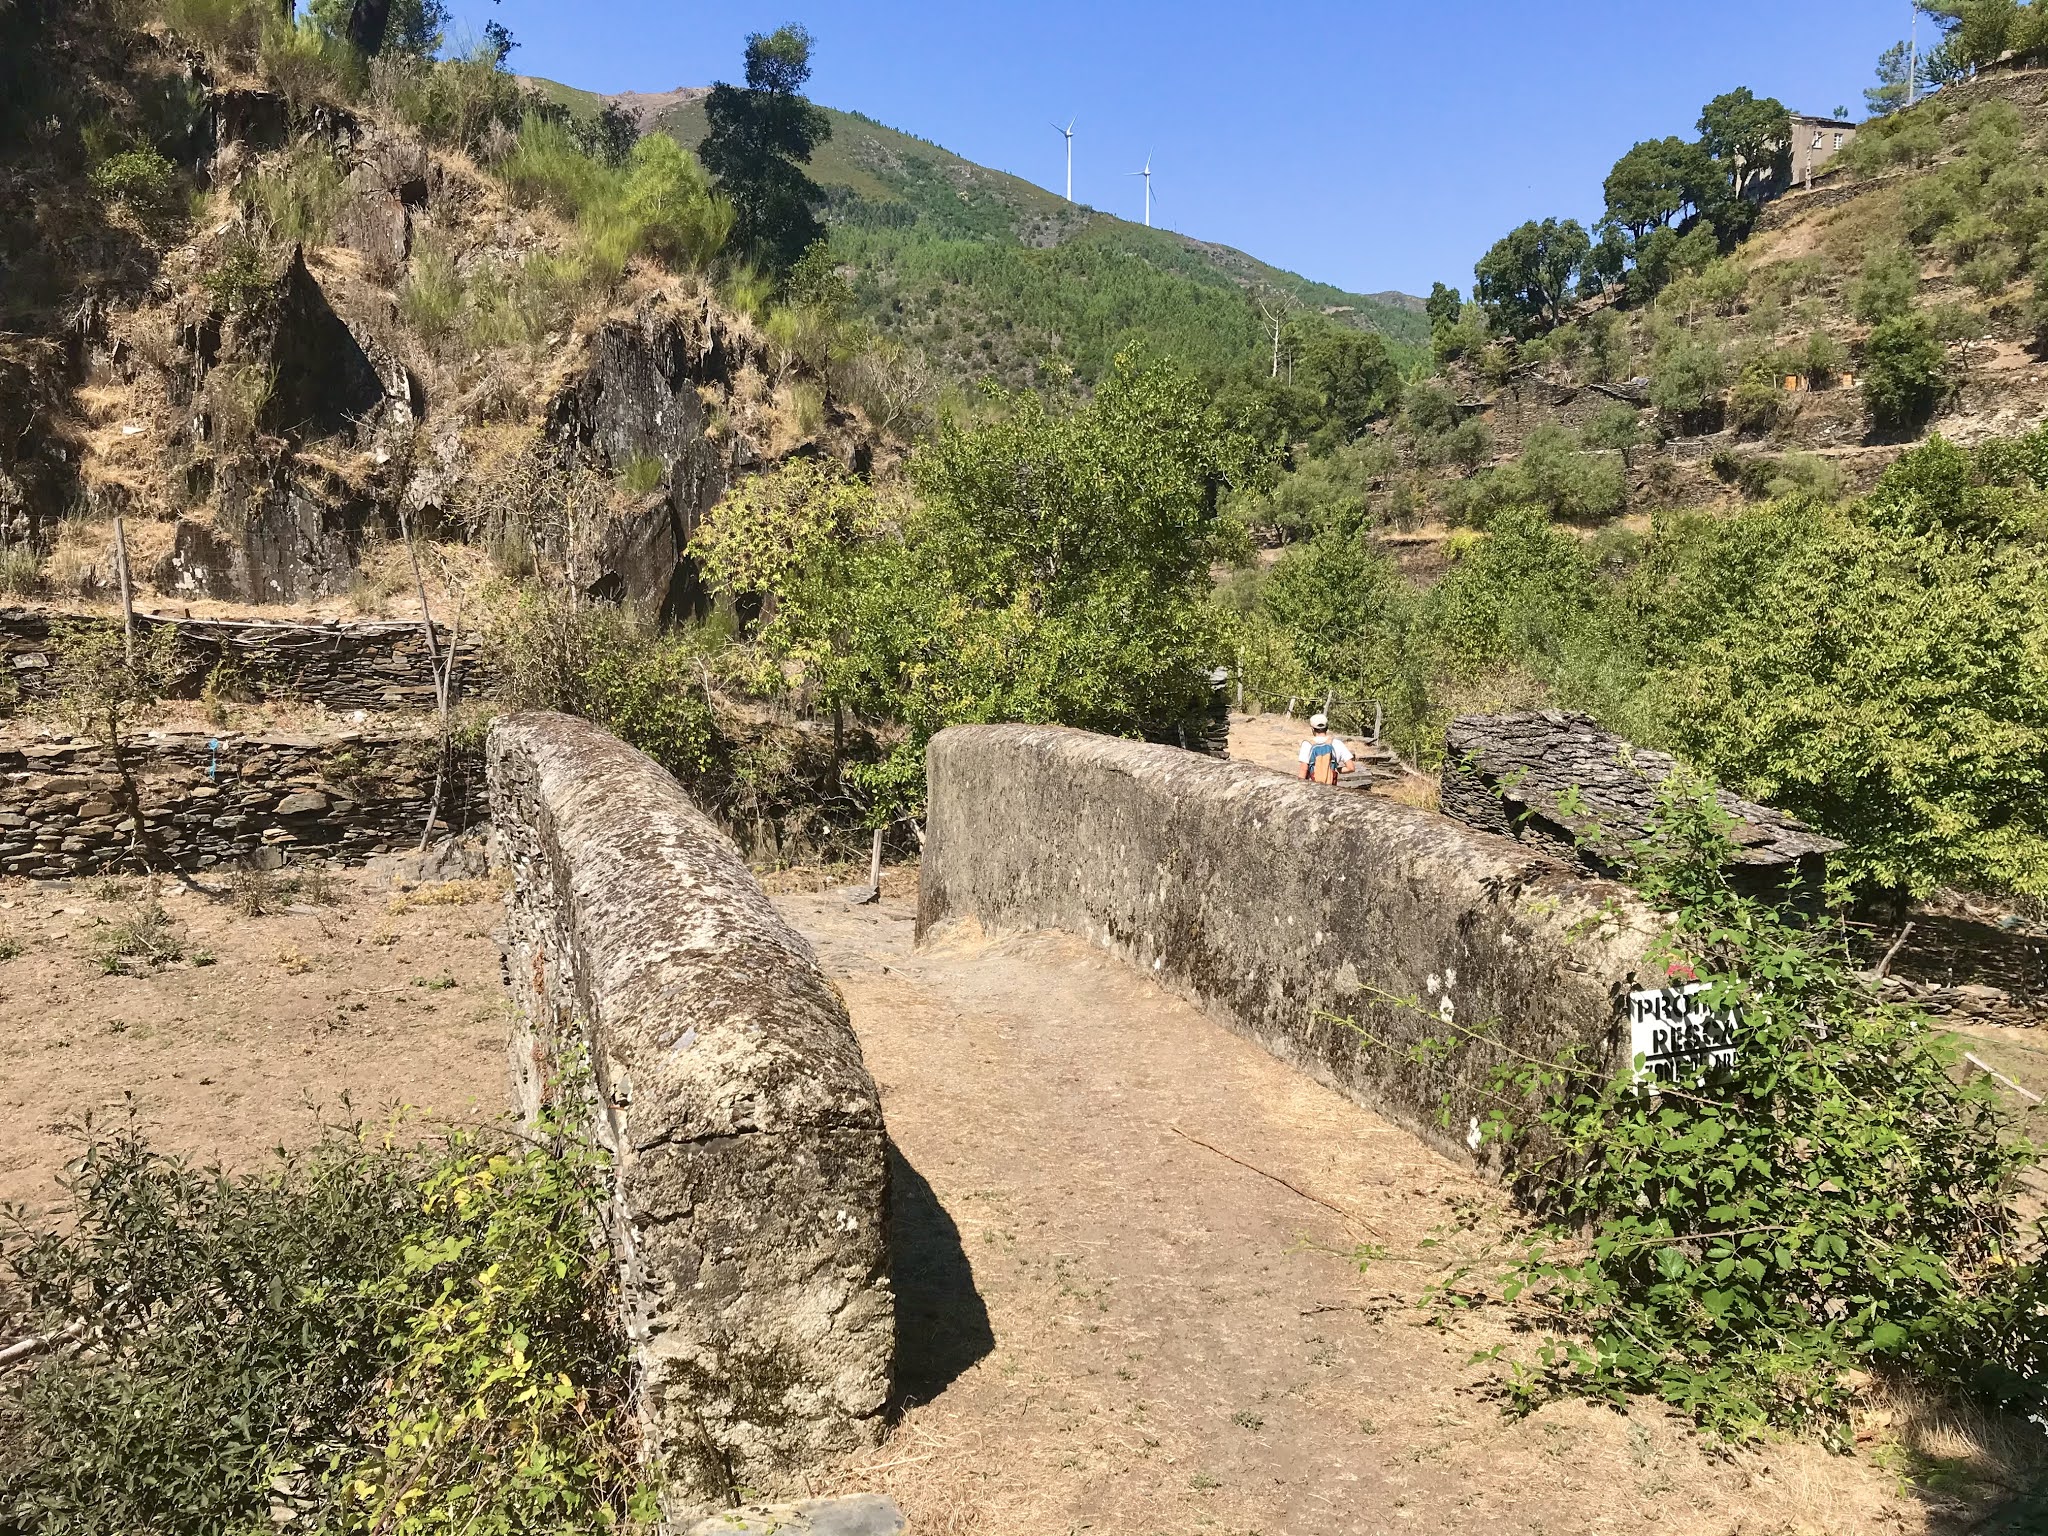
left=1628, top=983, right=1737, bottom=1087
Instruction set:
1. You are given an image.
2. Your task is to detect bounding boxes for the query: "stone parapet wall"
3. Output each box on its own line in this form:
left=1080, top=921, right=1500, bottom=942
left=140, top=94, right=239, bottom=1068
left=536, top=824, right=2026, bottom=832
left=0, top=729, right=478, bottom=877
left=486, top=713, right=891, bottom=1516
left=1, top=606, right=494, bottom=714
left=918, top=725, right=1664, bottom=1170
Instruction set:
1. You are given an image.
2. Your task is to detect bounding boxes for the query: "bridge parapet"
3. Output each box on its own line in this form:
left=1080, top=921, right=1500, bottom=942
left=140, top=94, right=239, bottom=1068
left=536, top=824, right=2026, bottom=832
left=487, top=712, right=892, bottom=1515
left=918, top=724, right=1665, bottom=1171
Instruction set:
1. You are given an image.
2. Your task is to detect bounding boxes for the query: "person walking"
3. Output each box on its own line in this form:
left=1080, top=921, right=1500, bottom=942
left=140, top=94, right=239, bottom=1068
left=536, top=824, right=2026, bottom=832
left=1298, top=713, right=1356, bottom=786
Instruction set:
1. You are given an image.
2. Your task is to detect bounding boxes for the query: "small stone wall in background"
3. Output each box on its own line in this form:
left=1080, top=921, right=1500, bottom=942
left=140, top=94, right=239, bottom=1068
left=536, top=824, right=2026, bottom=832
left=1, top=606, right=494, bottom=714
left=0, top=729, right=482, bottom=877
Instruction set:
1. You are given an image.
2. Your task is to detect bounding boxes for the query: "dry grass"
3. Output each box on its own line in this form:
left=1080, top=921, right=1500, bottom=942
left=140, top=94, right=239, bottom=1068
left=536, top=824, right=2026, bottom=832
left=384, top=877, right=495, bottom=914
left=44, top=519, right=114, bottom=597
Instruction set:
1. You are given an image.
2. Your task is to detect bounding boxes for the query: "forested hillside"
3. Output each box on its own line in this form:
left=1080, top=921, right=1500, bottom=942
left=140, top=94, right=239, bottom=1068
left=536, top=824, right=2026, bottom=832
left=1214, top=52, right=2048, bottom=913
left=534, top=81, right=1429, bottom=388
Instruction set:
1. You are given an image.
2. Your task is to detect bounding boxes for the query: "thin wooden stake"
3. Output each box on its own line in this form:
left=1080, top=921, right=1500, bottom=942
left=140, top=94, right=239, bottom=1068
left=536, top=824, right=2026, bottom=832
left=113, top=516, right=136, bottom=668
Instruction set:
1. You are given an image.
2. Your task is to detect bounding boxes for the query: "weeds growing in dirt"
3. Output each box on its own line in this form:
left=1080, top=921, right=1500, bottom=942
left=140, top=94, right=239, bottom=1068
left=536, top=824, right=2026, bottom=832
left=0, top=933, right=24, bottom=962
left=92, top=892, right=185, bottom=974
left=229, top=862, right=277, bottom=916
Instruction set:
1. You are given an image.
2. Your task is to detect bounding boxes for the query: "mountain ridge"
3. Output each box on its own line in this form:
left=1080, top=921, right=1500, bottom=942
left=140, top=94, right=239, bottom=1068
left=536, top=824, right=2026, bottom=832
left=524, top=76, right=1428, bottom=382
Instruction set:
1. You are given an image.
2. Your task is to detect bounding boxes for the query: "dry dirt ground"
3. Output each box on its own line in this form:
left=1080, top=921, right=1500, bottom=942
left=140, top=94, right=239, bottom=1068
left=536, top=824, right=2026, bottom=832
left=0, top=866, right=510, bottom=1225
left=3, top=853, right=2041, bottom=1534
left=774, top=874, right=2046, bottom=1536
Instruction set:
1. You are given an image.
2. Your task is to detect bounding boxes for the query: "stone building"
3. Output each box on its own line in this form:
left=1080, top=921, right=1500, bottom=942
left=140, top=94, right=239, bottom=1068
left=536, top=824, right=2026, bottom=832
left=1783, top=112, right=1859, bottom=191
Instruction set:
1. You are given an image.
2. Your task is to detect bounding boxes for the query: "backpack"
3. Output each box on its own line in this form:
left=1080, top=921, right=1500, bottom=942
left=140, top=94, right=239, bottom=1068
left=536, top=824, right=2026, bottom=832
left=1306, top=741, right=1339, bottom=786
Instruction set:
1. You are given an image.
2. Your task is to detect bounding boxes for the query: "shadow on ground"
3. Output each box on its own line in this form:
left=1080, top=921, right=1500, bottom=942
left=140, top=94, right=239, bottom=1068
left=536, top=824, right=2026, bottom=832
left=886, top=1141, right=992, bottom=1414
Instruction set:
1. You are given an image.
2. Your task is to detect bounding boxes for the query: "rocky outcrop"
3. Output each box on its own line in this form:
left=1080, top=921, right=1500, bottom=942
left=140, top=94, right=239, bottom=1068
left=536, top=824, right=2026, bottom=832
left=544, top=295, right=754, bottom=618
left=0, top=727, right=478, bottom=877
left=917, top=724, right=1664, bottom=1172
left=487, top=713, right=892, bottom=1516
left=1439, top=710, right=1842, bottom=894
left=0, top=339, right=80, bottom=548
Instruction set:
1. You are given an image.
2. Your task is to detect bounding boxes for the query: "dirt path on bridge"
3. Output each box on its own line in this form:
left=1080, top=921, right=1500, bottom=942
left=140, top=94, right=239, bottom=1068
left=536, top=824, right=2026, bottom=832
left=776, top=875, right=2025, bottom=1536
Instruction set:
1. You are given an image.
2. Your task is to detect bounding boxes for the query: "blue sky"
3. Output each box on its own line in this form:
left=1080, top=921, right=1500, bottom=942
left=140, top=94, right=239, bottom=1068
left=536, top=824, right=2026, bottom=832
left=445, top=0, right=1918, bottom=298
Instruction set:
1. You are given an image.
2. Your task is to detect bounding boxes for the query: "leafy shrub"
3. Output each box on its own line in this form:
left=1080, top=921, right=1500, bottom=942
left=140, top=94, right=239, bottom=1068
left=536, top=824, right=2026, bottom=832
left=1862, top=314, right=1948, bottom=430
left=202, top=230, right=276, bottom=315
left=1463, top=790, right=2045, bottom=1438
left=1963, top=247, right=2020, bottom=297
left=160, top=0, right=266, bottom=62
left=240, top=140, right=349, bottom=246
left=1648, top=330, right=1727, bottom=423
left=1230, top=436, right=1396, bottom=540
left=1579, top=402, right=1642, bottom=463
left=1253, top=532, right=1411, bottom=706
left=257, top=14, right=362, bottom=116
left=1796, top=329, right=1846, bottom=384
left=490, top=591, right=720, bottom=784
left=1848, top=245, right=1920, bottom=324
left=0, top=1114, right=641, bottom=1535
left=1726, top=357, right=1783, bottom=435
left=1762, top=451, right=1845, bottom=503
left=1645, top=437, right=2048, bottom=899
left=88, top=147, right=181, bottom=216
left=1414, top=506, right=1594, bottom=682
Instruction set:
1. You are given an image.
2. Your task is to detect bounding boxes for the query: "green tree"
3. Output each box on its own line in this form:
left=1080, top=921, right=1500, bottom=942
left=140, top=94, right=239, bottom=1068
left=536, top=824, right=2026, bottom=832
left=1866, top=40, right=1916, bottom=118
left=700, top=25, right=832, bottom=274
left=1601, top=136, right=1720, bottom=242
left=310, top=0, right=447, bottom=58
left=1425, top=281, right=1462, bottom=334
left=1298, top=327, right=1402, bottom=444
left=1257, top=532, right=1411, bottom=703
left=1474, top=217, right=1591, bottom=339
left=1641, top=439, right=2048, bottom=899
left=1697, top=88, right=1793, bottom=197
left=621, top=132, right=734, bottom=271
left=1863, top=313, right=1949, bottom=429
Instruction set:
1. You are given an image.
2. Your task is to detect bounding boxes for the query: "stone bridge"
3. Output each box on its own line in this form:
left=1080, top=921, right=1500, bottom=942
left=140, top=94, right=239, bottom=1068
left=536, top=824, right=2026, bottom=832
left=484, top=715, right=1691, bottom=1531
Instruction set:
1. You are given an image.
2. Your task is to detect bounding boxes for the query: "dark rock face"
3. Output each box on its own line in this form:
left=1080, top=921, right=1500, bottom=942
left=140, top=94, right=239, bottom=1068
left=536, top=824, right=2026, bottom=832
left=1439, top=710, right=1843, bottom=894
left=259, top=245, right=388, bottom=441
left=487, top=714, right=893, bottom=1516
left=0, top=340, right=79, bottom=547
left=545, top=297, right=755, bottom=619
left=917, top=724, right=1662, bottom=1173
left=337, top=130, right=435, bottom=274
left=174, top=452, right=381, bottom=603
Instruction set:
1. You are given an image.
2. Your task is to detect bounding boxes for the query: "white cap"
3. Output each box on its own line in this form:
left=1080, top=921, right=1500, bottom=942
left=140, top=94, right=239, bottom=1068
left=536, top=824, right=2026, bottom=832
left=1309, top=713, right=1329, bottom=730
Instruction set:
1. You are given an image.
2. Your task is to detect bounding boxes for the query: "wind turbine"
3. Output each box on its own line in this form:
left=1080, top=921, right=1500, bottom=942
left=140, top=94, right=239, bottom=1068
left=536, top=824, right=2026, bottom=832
left=1052, top=116, right=1074, bottom=201
left=1128, top=152, right=1154, bottom=227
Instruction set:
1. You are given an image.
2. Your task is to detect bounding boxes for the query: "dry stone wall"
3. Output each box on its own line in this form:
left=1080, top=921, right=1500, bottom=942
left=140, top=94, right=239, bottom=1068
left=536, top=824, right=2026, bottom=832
left=1, top=606, right=492, bottom=713
left=0, top=729, right=477, bottom=877
left=918, top=725, right=1665, bottom=1170
left=487, top=713, right=892, bottom=1516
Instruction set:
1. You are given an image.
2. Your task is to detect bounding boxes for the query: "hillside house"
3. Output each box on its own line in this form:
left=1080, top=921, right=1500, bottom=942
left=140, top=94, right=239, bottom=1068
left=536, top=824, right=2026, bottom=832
left=1779, top=113, right=1859, bottom=192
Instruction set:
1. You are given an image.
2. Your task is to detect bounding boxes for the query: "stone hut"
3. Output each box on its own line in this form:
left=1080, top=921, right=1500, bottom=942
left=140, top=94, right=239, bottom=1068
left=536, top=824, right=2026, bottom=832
left=1439, top=710, right=1842, bottom=895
